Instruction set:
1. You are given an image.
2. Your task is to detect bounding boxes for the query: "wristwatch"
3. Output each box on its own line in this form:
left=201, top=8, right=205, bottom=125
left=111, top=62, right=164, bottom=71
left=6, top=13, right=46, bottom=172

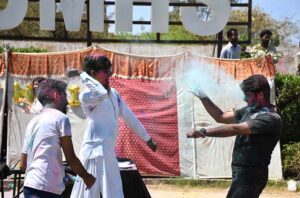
left=197, top=128, right=207, bottom=137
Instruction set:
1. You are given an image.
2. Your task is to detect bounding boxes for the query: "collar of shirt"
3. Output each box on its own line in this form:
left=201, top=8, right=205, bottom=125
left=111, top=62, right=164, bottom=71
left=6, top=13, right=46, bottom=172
left=228, top=42, right=239, bottom=49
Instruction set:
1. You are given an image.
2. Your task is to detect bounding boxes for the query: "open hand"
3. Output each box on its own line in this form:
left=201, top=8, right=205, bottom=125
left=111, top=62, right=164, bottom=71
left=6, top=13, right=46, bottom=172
left=83, top=173, right=96, bottom=190
left=146, top=138, right=157, bottom=152
left=188, top=86, right=207, bottom=99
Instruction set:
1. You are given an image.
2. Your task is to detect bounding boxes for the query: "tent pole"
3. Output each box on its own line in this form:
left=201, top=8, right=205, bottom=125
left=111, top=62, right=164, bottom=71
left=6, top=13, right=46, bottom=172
left=0, top=46, right=9, bottom=157
left=191, top=96, right=197, bottom=179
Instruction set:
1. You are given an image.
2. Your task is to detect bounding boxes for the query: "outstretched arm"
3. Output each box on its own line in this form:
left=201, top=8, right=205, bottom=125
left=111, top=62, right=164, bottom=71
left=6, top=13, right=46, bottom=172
left=187, top=122, right=251, bottom=138
left=189, top=86, right=236, bottom=124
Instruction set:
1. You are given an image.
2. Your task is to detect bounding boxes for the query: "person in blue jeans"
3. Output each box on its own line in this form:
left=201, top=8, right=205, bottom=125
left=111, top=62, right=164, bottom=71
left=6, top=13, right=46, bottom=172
left=187, top=74, right=282, bottom=198
left=20, top=79, right=96, bottom=198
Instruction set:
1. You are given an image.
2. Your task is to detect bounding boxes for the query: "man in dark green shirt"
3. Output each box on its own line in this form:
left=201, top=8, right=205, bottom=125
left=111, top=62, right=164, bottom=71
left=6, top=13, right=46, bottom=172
left=187, top=74, right=282, bottom=198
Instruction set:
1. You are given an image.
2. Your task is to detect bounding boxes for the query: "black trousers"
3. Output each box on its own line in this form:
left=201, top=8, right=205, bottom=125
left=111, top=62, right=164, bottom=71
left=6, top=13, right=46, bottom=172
left=226, top=169, right=268, bottom=198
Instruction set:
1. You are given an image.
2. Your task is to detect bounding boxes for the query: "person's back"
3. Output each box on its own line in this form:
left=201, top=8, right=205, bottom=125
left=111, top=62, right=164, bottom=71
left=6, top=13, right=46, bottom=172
left=23, top=108, right=71, bottom=195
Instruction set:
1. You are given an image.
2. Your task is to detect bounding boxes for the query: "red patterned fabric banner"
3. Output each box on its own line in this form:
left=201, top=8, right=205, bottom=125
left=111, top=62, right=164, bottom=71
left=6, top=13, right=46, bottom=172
left=113, top=78, right=180, bottom=176
left=0, top=53, right=4, bottom=76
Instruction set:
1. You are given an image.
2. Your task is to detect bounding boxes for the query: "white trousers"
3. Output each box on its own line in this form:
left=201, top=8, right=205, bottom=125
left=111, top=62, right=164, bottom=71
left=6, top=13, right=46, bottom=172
left=70, top=155, right=124, bottom=198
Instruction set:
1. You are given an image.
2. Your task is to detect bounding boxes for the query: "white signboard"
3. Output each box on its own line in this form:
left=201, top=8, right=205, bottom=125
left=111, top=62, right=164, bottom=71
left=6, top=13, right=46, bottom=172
left=0, top=0, right=230, bottom=36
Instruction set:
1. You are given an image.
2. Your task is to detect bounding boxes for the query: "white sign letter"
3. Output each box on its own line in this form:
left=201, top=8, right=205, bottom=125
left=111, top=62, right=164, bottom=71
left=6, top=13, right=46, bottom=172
left=40, top=0, right=55, bottom=30
left=90, top=0, right=104, bottom=32
left=115, top=0, right=133, bottom=32
left=0, top=0, right=28, bottom=30
left=61, top=0, right=85, bottom=31
left=180, top=0, right=230, bottom=36
left=151, top=0, right=169, bottom=33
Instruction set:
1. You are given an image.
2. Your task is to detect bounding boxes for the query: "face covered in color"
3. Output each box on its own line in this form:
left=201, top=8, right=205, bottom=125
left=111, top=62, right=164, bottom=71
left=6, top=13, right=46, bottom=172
left=243, top=91, right=260, bottom=110
left=55, top=90, right=69, bottom=114
left=94, top=67, right=113, bottom=89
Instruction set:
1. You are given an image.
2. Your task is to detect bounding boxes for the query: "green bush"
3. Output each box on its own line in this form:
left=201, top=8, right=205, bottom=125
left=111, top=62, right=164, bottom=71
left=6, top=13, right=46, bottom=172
left=281, top=142, right=300, bottom=180
left=0, top=45, right=47, bottom=53
left=275, top=73, right=300, bottom=179
left=275, top=73, right=300, bottom=142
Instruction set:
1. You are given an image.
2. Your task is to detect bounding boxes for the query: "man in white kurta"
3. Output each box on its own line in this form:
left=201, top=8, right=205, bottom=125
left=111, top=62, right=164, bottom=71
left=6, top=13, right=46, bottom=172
left=69, top=55, right=157, bottom=198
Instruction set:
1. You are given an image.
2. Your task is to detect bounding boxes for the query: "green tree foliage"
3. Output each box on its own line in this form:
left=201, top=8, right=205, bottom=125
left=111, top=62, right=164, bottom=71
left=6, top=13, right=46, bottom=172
left=275, top=73, right=300, bottom=141
left=228, top=6, right=299, bottom=47
left=0, top=45, right=47, bottom=53
left=143, top=1, right=299, bottom=46
left=282, top=142, right=300, bottom=179
left=275, top=74, right=300, bottom=180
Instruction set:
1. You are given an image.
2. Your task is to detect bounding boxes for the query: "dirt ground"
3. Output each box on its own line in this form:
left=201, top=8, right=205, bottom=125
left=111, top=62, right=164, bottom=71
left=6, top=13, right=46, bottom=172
left=4, top=183, right=300, bottom=198
left=146, top=184, right=300, bottom=198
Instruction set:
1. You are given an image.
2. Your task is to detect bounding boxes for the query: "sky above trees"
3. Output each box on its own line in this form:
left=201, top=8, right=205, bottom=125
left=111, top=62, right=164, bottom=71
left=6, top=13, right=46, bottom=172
left=254, top=0, right=300, bottom=24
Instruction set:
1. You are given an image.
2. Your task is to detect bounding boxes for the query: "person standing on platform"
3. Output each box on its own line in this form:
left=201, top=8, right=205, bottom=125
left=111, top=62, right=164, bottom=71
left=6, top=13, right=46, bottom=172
left=20, top=79, right=96, bottom=198
left=251, top=29, right=282, bottom=64
left=220, top=28, right=241, bottom=59
left=187, top=74, right=282, bottom=198
left=67, top=55, right=157, bottom=198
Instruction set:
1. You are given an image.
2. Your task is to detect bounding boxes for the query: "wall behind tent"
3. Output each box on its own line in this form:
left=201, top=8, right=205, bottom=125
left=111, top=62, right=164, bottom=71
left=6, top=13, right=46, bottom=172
left=0, top=40, right=217, bottom=57
left=2, top=47, right=283, bottom=179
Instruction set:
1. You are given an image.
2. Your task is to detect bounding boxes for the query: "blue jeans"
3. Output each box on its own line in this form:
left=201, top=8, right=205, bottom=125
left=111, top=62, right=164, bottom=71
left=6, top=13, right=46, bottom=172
left=23, top=186, right=62, bottom=198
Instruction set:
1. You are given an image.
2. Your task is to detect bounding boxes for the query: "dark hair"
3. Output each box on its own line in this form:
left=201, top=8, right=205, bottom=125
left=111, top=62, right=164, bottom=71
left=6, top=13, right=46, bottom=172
left=32, top=77, right=46, bottom=85
left=227, top=28, right=238, bottom=39
left=260, top=29, right=272, bottom=38
left=37, top=79, right=67, bottom=106
left=83, top=55, right=112, bottom=75
left=240, top=74, right=271, bottom=101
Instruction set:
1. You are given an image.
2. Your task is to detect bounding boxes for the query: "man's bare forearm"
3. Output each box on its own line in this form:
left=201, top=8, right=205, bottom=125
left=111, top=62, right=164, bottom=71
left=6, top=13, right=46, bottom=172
left=67, top=157, right=90, bottom=178
left=206, top=122, right=251, bottom=137
left=206, top=125, right=240, bottom=137
left=200, top=97, right=224, bottom=122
